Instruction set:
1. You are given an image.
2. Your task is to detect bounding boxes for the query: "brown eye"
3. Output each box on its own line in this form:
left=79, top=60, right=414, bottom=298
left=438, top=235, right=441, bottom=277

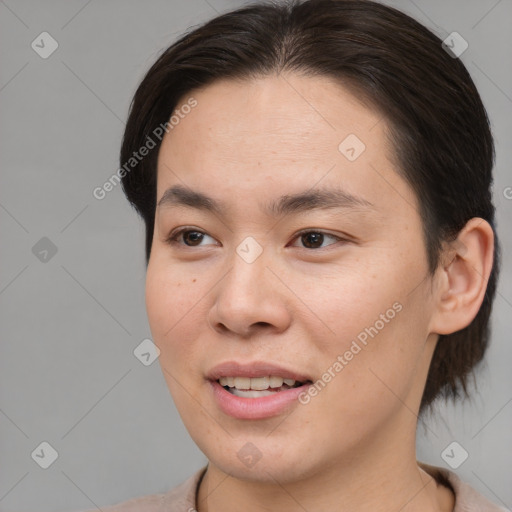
left=292, top=230, right=342, bottom=250
left=166, top=228, right=216, bottom=247
left=181, top=230, right=204, bottom=246
left=301, top=232, right=325, bottom=249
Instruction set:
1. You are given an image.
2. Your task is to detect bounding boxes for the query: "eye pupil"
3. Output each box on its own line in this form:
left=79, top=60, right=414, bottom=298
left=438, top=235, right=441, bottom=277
left=183, top=231, right=203, bottom=246
left=302, top=232, right=324, bottom=249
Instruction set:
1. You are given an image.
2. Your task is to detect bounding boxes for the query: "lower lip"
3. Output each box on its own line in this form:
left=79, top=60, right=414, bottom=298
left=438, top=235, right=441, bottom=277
left=210, top=380, right=311, bottom=420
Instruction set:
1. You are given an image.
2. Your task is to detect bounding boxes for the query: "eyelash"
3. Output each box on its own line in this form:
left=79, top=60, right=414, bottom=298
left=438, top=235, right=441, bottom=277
left=165, top=227, right=347, bottom=251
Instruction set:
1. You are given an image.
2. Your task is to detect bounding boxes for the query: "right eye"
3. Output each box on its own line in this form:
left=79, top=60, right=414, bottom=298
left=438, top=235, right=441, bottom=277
left=165, top=228, right=218, bottom=247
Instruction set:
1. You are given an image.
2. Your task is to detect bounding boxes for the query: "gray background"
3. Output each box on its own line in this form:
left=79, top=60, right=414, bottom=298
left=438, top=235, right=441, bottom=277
left=0, top=0, right=511, bottom=510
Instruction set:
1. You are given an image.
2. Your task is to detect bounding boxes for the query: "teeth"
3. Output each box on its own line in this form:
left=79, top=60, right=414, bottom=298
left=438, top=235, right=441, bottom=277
left=250, top=377, right=269, bottom=390
left=234, top=377, right=251, bottom=389
left=269, top=376, right=284, bottom=388
left=218, top=376, right=301, bottom=390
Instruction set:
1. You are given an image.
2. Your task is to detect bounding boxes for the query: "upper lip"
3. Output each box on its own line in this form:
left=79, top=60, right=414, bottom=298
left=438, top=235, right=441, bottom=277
left=207, top=361, right=312, bottom=383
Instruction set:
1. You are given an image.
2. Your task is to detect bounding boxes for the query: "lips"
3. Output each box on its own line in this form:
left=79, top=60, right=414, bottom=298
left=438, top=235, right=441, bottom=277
left=207, top=361, right=314, bottom=420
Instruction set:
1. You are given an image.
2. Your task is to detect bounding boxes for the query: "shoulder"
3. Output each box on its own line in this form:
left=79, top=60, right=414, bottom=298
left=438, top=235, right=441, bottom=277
left=74, top=466, right=207, bottom=512
left=419, top=462, right=510, bottom=512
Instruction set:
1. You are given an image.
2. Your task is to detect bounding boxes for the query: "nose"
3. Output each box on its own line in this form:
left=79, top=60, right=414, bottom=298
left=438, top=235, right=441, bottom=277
left=207, top=247, right=292, bottom=339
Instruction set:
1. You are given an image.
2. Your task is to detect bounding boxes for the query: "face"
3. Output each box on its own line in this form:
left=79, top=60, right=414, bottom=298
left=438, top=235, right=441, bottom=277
left=146, top=74, right=441, bottom=483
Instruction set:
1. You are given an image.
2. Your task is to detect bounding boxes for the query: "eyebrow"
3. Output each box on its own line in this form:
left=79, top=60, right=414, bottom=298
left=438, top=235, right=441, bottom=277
left=157, top=184, right=374, bottom=217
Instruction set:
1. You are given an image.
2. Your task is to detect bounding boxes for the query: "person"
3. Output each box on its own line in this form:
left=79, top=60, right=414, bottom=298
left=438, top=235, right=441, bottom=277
left=81, top=0, right=507, bottom=510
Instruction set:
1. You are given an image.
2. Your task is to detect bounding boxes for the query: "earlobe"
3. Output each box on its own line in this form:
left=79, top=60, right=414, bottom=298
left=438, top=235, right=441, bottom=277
left=430, top=218, right=494, bottom=336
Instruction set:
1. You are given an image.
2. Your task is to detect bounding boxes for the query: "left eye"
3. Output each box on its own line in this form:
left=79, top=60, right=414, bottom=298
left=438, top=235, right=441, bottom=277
left=290, top=231, right=342, bottom=249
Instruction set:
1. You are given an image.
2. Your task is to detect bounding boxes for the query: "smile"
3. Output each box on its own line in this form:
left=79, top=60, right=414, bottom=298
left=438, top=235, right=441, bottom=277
left=207, top=361, right=314, bottom=419
left=218, top=376, right=306, bottom=398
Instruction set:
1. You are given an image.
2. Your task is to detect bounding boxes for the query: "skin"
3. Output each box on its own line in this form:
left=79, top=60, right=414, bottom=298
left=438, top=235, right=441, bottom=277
left=145, top=73, right=494, bottom=511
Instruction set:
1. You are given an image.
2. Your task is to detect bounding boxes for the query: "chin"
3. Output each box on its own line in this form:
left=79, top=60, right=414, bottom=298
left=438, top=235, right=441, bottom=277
left=197, top=433, right=328, bottom=484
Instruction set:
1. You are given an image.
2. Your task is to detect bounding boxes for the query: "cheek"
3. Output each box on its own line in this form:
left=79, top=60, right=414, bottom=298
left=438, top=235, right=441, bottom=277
left=292, top=253, right=433, bottom=401
left=145, top=261, right=205, bottom=366
left=145, top=263, right=210, bottom=425
left=283, top=261, right=401, bottom=349
left=317, top=292, right=433, bottom=421
left=146, top=256, right=196, bottom=328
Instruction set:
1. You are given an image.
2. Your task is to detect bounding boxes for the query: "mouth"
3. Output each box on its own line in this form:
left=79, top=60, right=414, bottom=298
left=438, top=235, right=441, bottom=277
left=207, top=361, right=314, bottom=419
left=217, top=376, right=311, bottom=398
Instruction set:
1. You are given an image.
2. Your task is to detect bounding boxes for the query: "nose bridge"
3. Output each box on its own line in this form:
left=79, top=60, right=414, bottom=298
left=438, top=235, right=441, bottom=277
left=224, top=238, right=270, bottom=303
left=209, top=238, right=290, bottom=336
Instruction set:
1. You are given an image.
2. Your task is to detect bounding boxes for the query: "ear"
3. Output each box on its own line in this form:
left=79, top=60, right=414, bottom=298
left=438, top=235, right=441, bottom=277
left=429, top=218, right=495, bottom=336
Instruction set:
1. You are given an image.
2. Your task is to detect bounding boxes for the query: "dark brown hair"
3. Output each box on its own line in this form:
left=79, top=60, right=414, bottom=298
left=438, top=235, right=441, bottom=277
left=120, top=0, right=500, bottom=412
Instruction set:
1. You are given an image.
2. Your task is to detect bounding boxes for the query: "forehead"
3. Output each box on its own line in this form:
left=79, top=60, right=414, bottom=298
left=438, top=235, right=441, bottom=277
left=155, top=73, right=417, bottom=219
left=163, top=74, right=380, bottom=163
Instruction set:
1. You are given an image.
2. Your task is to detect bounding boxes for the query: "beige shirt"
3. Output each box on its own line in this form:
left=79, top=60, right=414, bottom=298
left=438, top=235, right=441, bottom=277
left=79, top=464, right=509, bottom=512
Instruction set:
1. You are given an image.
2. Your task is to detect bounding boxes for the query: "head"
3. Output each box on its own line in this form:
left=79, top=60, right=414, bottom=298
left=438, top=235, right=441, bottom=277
left=120, top=0, right=499, bottom=481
